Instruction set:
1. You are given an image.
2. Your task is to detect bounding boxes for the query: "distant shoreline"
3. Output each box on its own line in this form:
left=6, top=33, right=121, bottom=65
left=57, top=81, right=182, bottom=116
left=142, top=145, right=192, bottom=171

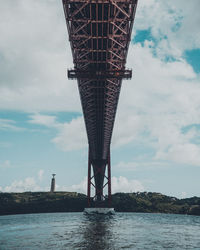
left=0, top=191, right=200, bottom=216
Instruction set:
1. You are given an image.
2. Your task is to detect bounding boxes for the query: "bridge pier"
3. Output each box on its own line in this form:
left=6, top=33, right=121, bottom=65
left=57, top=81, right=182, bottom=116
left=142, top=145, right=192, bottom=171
left=87, top=148, right=112, bottom=208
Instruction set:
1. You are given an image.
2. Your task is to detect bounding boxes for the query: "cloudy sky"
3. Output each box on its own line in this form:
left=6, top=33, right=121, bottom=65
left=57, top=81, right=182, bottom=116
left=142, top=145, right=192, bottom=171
left=0, top=0, right=200, bottom=198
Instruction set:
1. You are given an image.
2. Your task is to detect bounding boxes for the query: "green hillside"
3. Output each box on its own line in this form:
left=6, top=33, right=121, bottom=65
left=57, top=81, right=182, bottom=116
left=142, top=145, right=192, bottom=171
left=0, top=192, right=200, bottom=216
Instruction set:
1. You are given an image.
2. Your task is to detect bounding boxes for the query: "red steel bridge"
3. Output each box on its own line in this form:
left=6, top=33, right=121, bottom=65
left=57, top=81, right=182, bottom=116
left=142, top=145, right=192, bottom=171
left=62, top=0, right=138, bottom=207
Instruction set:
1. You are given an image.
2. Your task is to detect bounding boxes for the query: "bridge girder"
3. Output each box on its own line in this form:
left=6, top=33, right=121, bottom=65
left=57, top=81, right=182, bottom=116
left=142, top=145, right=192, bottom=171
left=63, top=0, right=138, bottom=205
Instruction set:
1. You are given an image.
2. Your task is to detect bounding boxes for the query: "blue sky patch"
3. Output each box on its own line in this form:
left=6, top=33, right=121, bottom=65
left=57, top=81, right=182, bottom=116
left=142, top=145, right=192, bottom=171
left=48, top=111, right=82, bottom=123
left=184, top=49, right=200, bottom=73
left=133, top=29, right=155, bottom=44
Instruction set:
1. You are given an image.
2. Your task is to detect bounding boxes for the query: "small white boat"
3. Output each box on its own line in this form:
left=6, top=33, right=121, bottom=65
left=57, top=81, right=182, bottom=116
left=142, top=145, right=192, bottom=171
left=84, top=207, right=115, bottom=215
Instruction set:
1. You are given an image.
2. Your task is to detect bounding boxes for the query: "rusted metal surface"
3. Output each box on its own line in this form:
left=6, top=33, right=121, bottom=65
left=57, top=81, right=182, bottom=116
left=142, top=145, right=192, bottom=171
left=68, top=69, right=132, bottom=79
left=63, top=0, right=138, bottom=204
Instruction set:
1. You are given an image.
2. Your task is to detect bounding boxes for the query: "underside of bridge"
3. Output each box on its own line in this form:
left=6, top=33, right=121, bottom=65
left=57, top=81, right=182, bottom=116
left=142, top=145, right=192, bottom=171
left=63, top=0, right=138, bottom=207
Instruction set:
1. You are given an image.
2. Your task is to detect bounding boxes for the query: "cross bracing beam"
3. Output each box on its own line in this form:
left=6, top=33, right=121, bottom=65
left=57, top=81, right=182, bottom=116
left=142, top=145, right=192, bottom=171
left=63, top=0, right=138, bottom=205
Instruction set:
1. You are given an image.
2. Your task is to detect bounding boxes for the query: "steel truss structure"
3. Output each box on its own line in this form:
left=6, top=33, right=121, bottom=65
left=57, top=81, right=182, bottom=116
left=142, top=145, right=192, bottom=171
left=63, top=0, right=138, bottom=206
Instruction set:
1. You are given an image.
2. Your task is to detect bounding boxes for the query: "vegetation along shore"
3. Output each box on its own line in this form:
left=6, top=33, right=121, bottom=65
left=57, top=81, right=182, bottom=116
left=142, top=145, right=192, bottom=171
left=0, top=192, right=200, bottom=216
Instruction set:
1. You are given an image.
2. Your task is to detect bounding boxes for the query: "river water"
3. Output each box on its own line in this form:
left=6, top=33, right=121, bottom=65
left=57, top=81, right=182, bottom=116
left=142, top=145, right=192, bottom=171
left=0, top=212, right=200, bottom=249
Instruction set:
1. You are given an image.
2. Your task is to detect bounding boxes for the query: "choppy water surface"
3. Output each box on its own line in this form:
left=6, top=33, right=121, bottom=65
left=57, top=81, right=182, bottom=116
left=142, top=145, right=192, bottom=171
left=0, top=212, right=200, bottom=249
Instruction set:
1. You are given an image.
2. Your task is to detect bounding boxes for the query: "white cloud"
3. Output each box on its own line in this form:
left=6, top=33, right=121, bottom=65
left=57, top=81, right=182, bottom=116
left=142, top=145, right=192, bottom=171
left=38, top=169, right=44, bottom=181
left=111, top=40, right=200, bottom=166
left=3, top=177, right=41, bottom=192
left=0, top=119, right=24, bottom=131
left=135, top=0, right=200, bottom=56
left=0, top=0, right=80, bottom=112
left=112, top=176, right=145, bottom=193
left=160, top=143, right=200, bottom=166
left=181, top=191, right=187, bottom=199
left=29, top=113, right=87, bottom=151
left=57, top=176, right=144, bottom=194
left=112, top=113, right=143, bottom=147
left=52, top=117, right=87, bottom=151
left=29, top=113, right=57, bottom=127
